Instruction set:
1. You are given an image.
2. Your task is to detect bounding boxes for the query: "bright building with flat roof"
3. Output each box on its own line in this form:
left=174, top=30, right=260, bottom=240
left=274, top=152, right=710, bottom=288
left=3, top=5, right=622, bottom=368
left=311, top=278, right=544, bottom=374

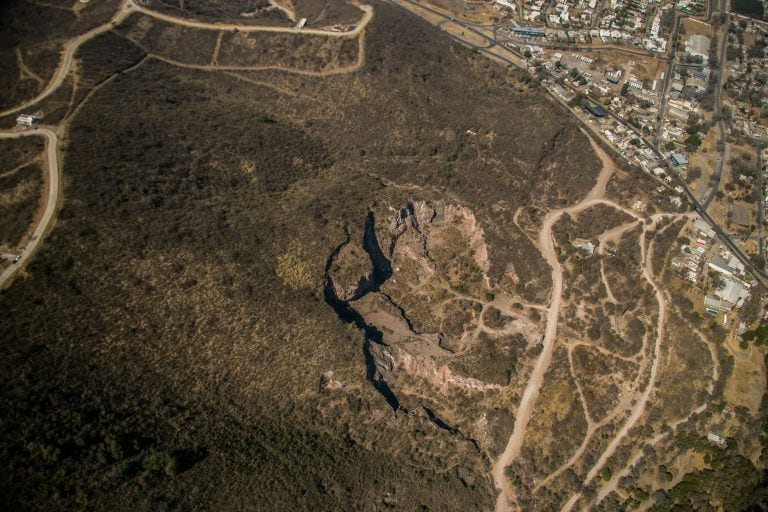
left=16, top=114, right=39, bottom=127
left=670, top=153, right=688, bottom=166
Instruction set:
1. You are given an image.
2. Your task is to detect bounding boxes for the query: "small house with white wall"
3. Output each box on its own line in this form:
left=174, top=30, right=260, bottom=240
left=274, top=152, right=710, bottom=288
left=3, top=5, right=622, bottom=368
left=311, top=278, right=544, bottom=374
left=16, top=114, right=39, bottom=127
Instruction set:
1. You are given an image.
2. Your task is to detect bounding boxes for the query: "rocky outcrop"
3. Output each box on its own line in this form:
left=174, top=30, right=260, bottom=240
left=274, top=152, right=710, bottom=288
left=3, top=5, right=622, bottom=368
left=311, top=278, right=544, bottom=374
left=327, top=241, right=375, bottom=302
left=324, top=201, right=531, bottom=451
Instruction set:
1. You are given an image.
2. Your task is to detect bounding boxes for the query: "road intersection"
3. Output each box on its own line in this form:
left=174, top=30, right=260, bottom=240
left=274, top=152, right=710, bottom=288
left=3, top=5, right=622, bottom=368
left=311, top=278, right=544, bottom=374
left=0, top=0, right=374, bottom=290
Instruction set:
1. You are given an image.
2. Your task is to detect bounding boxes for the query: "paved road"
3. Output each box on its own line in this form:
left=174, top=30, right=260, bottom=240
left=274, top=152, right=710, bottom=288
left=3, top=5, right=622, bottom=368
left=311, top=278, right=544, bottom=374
left=654, top=15, right=681, bottom=150
left=0, top=128, right=59, bottom=290
left=756, top=144, right=764, bottom=260
left=702, top=13, right=730, bottom=209
left=500, top=38, right=662, bottom=58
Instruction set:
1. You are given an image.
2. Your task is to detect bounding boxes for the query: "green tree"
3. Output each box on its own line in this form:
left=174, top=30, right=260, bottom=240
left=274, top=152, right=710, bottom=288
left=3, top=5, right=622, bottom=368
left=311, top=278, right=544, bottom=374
left=143, top=449, right=178, bottom=477
left=621, top=82, right=630, bottom=96
left=685, top=132, right=702, bottom=150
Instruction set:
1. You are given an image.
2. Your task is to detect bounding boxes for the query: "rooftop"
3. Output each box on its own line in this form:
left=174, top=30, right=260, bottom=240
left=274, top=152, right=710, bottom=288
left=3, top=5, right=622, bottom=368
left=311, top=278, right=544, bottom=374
left=585, top=104, right=608, bottom=117
left=670, top=153, right=688, bottom=166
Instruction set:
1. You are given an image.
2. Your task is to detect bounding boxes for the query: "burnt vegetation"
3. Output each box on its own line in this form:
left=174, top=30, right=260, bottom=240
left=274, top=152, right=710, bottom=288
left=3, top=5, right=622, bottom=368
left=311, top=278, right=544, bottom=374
left=0, top=162, right=42, bottom=248
left=0, top=0, right=121, bottom=110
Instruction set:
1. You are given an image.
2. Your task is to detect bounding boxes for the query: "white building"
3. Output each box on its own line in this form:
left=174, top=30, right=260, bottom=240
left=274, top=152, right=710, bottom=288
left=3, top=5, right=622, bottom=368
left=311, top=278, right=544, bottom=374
left=693, top=218, right=715, bottom=239
left=578, top=241, right=596, bottom=255
left=709, top=254, right=735, bottom=276
left=16, top=114, right=39, bottom=127
left=707, top=432, right=727, bottom=448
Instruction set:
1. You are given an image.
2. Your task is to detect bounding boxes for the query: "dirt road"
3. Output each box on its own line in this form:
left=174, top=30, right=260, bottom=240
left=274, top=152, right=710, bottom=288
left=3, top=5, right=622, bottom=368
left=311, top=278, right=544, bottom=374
left=148, top=24, right=367, bottom=77
left=0, top=128, right=59, bottom=289
left=0, top=0, right=376, bottom=290
left=2, top=0, right=372, bottom=117
left=560, top=219, right=667, bottom=512
left=587, top=230, right=666, bottom=483
left=0, top=1, right=133, bottom=117
left=491, top=137, right=615, bottom=512
left=130, top=0, right=373, bottom=36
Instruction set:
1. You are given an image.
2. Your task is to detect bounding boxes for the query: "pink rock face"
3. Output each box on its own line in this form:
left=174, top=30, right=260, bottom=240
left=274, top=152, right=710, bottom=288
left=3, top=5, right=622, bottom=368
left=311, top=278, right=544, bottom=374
left=326, top=201, right=542, bottom=455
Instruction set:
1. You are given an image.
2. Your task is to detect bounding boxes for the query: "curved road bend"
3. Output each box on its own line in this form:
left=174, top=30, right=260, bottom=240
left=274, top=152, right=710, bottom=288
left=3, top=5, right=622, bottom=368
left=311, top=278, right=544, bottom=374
left=0, top=0, right=377, bottom=287
left=129, top=0, right=374, bottom=36
left=2, top=0, right=373, bottom=118
left=0, top=2, right=133, bottom=118
left=491, top=138, right=615, bottom=512
left=0, top=129, right=59, bottom=290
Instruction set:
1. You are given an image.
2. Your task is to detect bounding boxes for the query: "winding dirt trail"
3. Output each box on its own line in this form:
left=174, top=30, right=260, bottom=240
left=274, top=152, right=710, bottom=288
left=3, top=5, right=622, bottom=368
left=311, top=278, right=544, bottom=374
left=145, top=22, right=367, bottom=78
left=560, top=219, right=667, bottom=512
left=15, top=48, right=45, bottom=85
left=599, top=260, right=617, bottom=303
left=0, top=128, right=60, bottom=289
left=267, top=0, right=296, bottom=21
left=129, top=0, right=373, bottom=36
left=2, top=0, right=373, bottom=117
left=532, top=217, right=646, bottom=495
left=1, top=1, right=133, bottom=117
left=588, top=400, right=708, bottom=510
left=583, top=262, right=720, bottom=510
left=492, top=136, right=616, bottom=511
left=561, top=213, right=703, bottom=512
left=587, top=228, right=664, bottom=481
left=0, top=0, right=375, bottom=291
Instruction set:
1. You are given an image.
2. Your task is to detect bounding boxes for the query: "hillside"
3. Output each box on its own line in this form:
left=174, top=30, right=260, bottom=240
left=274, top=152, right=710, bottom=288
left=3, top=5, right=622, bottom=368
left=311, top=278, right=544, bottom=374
left=0, top=1, right=601, bottom=509
left=2, top=0, right=766, bottom=511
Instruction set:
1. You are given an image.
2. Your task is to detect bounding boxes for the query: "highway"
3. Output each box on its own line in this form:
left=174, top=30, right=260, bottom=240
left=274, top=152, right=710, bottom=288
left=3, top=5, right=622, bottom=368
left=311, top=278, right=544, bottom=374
left=702, top=12, right=730, bottom=209
left=756, top=143, right=764, bottom=261
left=385, top=3, right=768, bottom=511
left=653, top=14, right=680, bottom=150
left=0, top=128, right=60, bottom=290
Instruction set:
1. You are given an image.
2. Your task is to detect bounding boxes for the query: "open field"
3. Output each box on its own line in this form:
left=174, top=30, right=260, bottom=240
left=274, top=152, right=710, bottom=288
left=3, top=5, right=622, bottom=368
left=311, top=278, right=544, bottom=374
left=681, top=18, right=712, bottom=37
left=724, top=336, right=766, bottom=413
